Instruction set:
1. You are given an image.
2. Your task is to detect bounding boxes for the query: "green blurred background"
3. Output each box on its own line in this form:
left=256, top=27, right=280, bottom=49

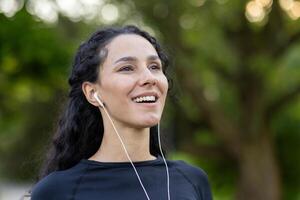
left=0, top=0, right=299, bottom=199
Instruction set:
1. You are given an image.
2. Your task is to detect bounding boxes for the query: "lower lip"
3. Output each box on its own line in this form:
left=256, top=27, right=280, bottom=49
left=132, top=101, right=159, bottom=108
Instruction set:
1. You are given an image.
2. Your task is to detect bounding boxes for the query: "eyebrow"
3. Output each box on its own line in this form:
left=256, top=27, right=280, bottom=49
left=113, top=55, right=160, bottom=64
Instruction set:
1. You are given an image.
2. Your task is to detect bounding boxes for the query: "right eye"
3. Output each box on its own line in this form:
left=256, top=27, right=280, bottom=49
left=118, top=65, right=134, bottom=72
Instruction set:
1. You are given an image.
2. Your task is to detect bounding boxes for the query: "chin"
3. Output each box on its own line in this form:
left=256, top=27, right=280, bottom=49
left=143, top=117, right=160, bottom=127
left=133, top=116, right=160, bottom=128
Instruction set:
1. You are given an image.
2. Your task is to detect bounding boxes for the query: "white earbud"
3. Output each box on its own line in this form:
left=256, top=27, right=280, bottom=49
left=93, top=92, right=104, bottom=108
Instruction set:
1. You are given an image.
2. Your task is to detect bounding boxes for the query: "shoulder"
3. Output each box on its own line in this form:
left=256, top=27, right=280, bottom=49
left=170, top=160, right=213, bottom=200
left=31, top=162, right=86, bottom=200
left=31, top=172, right=63, bottom=200
left=170, top=160, right=210, bottom=185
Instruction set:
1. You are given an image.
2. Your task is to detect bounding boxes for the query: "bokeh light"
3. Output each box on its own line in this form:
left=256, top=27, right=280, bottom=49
left=0, top=0, right=23, bottom=17
left=55, top=0, right=83, bottom=21
left=26, top=0, right=58, bottom=23
left=255, top=0, right=273, bottom=8
left=279, top=0, right=300, bottom=20
left=179, top=14, right=196, bottom=29
left=246, top=0, right=266, bottom=22
left=245, top=0, right=273, bottom=23
left=288, top=1, right=300, bottom=19
left=100, top=4, right=119, bottom=24
left=0, top=0, right=118, bottom=24
left=279, top=0, right=295, bottom=10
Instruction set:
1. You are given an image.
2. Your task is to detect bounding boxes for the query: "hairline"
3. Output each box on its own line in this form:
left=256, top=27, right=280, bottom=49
left=95, top=32, right=161, bottom=84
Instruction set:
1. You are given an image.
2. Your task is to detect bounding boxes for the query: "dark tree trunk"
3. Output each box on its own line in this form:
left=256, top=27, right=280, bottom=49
left=236, top=127, right=281, bottom=200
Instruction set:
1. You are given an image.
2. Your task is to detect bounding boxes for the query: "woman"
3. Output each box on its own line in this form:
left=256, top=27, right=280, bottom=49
left=30, top=25, right=212, bottom=200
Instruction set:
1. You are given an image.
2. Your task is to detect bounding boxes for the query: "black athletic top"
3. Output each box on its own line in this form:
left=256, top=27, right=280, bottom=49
left=31, top=156, right=212, bottom=200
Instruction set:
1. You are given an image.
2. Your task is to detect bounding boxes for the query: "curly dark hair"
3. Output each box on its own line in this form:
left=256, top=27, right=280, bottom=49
left=38, top=25, right=171, bottom=180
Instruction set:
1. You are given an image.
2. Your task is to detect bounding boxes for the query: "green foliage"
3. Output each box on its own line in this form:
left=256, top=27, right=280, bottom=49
left=0, top=10, right=75, bottom=180
left=273, top=100, right=300, bottom=200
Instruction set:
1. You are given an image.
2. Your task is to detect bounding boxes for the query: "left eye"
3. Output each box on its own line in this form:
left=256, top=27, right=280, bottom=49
left=149, top=64, right=161, bottom=70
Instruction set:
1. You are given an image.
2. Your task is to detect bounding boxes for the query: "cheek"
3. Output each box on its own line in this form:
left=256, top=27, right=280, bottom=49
left=101, top=77, right=134, bottom=101
left=160, top=75, right=169, bottom=95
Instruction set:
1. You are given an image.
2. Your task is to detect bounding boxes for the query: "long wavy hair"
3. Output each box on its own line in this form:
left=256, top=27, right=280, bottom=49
left=38, top=25, right=170, bottom=180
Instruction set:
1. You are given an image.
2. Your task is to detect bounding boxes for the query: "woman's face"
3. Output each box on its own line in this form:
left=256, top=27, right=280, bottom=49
left=97, top=34, right=168, bottom=129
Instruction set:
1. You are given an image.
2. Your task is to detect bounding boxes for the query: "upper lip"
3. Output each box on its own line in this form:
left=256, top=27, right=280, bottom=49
left=132, top=92, right=159, bottom=100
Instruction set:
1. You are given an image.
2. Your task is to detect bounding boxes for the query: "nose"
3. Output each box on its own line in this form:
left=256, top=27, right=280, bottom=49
left=138, top=68, right=157, bottom=86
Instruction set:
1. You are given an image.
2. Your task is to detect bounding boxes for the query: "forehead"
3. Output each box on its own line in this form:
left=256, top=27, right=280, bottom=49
left=104, top=34, right=159, bottom=63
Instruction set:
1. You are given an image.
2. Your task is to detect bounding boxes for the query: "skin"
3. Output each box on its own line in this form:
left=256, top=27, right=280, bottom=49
left=82, top=34, right=168, bottom=162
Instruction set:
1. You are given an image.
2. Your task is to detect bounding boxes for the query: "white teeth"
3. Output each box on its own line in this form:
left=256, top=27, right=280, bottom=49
left=133, top=96, right=156, bottom=103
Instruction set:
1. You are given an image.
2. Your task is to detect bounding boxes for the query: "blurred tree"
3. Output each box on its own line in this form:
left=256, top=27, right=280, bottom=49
left=0, top=9, right=92, bottom=181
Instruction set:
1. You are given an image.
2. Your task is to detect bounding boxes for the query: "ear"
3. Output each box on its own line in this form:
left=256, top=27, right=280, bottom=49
left=82, top=81, right=102, bottom=107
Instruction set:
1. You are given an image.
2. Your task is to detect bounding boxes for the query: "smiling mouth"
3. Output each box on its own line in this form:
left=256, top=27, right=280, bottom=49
left=132, top=95, right=158, bottom=103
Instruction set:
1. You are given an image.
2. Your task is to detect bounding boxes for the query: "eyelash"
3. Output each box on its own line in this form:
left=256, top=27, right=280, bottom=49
left=149, top=63, right=161, bottom=70
left=118, top=63, right=162, bottom=72
left=119, top=65, right=134, bottom=71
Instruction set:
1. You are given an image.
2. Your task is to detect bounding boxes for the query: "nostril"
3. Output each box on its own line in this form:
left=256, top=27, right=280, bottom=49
left=138, top=71, right=158, bottom=86
left=141, top=78, right=157, bottom=86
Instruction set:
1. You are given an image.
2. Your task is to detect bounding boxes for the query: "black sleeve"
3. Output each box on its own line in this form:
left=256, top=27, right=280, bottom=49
left=31, top=173, right=60, bottom=200
left=174, top=161, right=213, bottom=200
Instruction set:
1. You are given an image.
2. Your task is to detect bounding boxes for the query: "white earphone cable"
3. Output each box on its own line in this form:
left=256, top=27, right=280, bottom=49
left=99, top=100, right=170, bottom=200
left=158, top=123, right=171, bottom=200
left=101, top=106, right=151, bottom=200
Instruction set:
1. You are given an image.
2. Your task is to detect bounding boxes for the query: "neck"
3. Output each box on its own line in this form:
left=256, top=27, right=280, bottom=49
left=89, top=119, right=156, bottom=162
